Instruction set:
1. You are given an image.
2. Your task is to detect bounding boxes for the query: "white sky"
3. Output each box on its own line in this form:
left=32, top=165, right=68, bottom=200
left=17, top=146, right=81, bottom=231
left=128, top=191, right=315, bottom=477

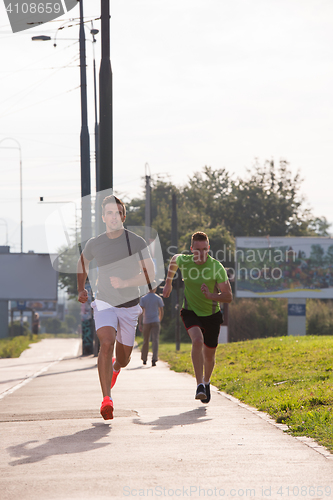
left=0, top=0, right=333, bottom=254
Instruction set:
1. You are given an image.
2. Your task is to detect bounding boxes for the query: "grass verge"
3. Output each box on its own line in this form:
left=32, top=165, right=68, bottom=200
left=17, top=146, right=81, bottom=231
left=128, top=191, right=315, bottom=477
left=158, top=335, right=333, bottom=453
left=0, top=333, right=79, bottom=358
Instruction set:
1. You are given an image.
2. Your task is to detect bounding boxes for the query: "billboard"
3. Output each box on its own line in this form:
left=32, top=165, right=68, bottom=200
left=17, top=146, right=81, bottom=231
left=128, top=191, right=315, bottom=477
left=235, top=237, right=333, bottom=298
left=11, top=300, right=58, bottom=318
left=0, top=253, right=58, bottom=300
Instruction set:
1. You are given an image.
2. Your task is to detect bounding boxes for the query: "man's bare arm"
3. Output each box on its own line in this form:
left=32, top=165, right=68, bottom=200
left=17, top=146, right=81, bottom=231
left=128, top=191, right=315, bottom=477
left=77, top=253, right=91, bottom=303
left=163, top=254, right=180, bottom=298
left=201, top=280, right=233, bottom=303
left=110, top=257, right=156, bottom=289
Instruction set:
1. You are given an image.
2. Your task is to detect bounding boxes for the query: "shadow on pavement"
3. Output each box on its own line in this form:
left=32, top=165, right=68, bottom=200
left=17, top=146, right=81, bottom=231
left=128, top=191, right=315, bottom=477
left=0, top=364, right=97, bottom=386
left=7, top=422, right=111, bottom=466
left=133, top=406, right=211, bottom=430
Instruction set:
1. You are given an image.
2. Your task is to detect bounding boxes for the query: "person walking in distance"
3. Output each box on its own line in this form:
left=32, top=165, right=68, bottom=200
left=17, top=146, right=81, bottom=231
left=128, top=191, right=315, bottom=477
left=139, top=282, right=164, bottom=367
left=163, top=232, right=232, bottom=403
left=77, top=195, right=155, bottom=420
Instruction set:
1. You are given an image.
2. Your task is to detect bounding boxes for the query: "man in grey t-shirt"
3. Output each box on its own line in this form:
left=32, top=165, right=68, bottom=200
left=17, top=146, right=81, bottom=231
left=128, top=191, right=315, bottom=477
left=139, top=283, right=164, bottom=367
left=77, top=195, right=155, bottom=420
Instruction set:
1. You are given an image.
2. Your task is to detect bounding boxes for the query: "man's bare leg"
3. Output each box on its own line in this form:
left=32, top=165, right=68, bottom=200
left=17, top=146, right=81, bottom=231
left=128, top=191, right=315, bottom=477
left=113, top=340, right=133, bottom=371
left=188, top=326, right=204, bottom=386
left=203, top=344, right=216, bottom=384
left=97, top=326, right=116, bottom=398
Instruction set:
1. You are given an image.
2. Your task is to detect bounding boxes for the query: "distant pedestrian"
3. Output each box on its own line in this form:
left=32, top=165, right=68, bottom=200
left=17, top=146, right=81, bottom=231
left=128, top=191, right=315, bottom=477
left=32, top=312, right=39, bottom=334
left=163, top=231, right=232, bottom=403
left=139, top=282, right=164, bottom=366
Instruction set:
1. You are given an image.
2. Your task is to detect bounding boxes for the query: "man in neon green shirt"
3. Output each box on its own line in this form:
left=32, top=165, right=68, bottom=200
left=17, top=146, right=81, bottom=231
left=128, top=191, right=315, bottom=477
left=163, top=231, right=232, bottom=403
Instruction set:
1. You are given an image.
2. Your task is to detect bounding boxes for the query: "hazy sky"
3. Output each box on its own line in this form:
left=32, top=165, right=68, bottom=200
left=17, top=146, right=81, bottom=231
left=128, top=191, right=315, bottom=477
left=0, top=0, right=333, bottom=253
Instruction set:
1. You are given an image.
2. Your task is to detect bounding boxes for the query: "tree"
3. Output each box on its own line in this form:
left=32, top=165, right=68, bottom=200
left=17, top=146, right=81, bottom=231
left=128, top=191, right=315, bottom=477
left=56, top=244, right=79, bottom=298
left=310, top=244, right=325, bottom=266
left=307, top=216, right=331, bottom=237
left=57, top=160, right=331, bottom=308
left=182, top=166, right=232, bottom=228
left=226, top=159, right=314, bottom=237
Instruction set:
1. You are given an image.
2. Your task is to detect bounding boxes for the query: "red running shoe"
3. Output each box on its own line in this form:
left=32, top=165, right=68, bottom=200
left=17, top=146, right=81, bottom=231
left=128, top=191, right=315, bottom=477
left=111, top=357, right=121, bottom=388
left=100, top=397, right=114, bottom=420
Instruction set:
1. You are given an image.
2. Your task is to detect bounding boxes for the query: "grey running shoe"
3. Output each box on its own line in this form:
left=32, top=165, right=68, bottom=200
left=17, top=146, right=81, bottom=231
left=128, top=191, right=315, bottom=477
left=195, top=383, right=207, bottom=400
left=201, top=383, right=211, bottom=404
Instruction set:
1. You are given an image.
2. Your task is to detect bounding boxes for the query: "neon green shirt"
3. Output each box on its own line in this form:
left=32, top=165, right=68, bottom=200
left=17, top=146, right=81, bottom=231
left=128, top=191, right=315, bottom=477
left=176, top=254, right=228, bottom=316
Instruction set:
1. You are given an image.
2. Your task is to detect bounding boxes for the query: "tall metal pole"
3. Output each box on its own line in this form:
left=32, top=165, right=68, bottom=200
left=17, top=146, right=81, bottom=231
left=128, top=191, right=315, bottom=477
left=79, top=0, right=93, bottom=355
left=19, top=149, right=22, bottom=252
left=145, top=163, right=151, bottom=244
left=100, top=0, right=112, bottom=189
left=91, top=25, right=100, bottom=238
left=96, top=0, right=113, bottom=236
left=171, top=192, right=180, bottom=350
left=93, top=37, right=99, bottom=193
left=79, top=0, right=91, bottom=245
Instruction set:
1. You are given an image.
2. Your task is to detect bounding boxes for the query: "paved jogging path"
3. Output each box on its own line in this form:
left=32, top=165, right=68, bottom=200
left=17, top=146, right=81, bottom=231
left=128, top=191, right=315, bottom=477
left=0, top=338, right=332, bottom=500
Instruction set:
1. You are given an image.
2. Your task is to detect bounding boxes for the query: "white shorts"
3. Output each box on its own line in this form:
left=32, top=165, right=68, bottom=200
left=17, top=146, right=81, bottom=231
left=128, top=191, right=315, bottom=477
left=91, top=300, right=142, bottom=347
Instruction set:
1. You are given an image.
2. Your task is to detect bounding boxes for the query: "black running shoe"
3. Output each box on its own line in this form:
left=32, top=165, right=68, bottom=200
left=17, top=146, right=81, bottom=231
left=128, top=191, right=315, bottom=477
left=195, top=383, right=207, bottom=400
left=201, top=383, right=211, bottom=404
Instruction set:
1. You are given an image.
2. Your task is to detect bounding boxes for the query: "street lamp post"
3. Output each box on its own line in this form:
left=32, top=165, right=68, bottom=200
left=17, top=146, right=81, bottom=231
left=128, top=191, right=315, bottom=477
left=79, top=0, right=91, bottom=246
left=0, top=137, right=23, bottom=252
left=99, top=0, right=112, bottom=193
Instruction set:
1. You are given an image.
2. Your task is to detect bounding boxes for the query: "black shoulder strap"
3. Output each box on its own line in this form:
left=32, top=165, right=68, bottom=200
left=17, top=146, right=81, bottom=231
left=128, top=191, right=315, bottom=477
left=124, top=229, right=132, bottom=256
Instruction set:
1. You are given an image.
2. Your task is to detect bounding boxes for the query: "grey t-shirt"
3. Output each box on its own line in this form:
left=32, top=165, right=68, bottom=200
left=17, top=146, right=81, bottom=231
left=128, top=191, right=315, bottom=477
left=83, top=229, right=151, bottom=307
left=140, top=293, right=164, bottom=324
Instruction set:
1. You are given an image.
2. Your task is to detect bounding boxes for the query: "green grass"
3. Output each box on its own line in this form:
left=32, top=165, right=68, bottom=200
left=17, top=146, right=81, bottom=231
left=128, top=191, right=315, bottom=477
left=0, top=333, right=79, bottom=358
left=158, top=336, right=333, bottom=453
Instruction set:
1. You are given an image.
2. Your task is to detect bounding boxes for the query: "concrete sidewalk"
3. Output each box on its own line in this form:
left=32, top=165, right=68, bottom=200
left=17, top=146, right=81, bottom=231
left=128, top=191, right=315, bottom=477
left=0, top=339, right=332, bottom=500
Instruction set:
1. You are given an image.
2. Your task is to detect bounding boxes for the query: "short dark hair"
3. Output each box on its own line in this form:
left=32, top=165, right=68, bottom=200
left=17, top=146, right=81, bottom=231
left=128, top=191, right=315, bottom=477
left=191, top=231, right=209, bottom=246
left=102, top=195, right=126, bottom=217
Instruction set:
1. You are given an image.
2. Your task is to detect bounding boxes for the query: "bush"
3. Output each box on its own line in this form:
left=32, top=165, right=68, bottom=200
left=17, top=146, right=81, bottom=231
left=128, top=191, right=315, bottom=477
left=41, top=317, right=68, bottom=334
left=9, top=321, right=31, bottom=337
left=307, top=299, right=333, bottom=336
left=228, top=298, right=333, bottom=341
left=67, top=300, right=81, bottom=326
left=228, top=298, right=288, bottom=342
left=161, top=280, right=333, bottom=342
left=160, top=316, right=190, bottom=343
left=64, top=314, right=77, bottom=332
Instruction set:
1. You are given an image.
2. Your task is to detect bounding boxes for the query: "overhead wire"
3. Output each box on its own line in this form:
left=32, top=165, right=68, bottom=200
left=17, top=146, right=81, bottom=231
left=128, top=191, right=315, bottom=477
left=0, top=47, right=79, bottom=114
left=0, top=39, right=78, bottom=83
left=0, top=15, right=100, bottom=35
left=1, top=83, right=80, bottom=119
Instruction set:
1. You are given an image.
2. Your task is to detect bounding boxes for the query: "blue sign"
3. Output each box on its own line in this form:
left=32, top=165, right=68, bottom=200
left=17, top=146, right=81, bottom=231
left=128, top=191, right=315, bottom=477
left=288, top=304, right=306, bottom=316
left=16, top=300, right=27, bottom=311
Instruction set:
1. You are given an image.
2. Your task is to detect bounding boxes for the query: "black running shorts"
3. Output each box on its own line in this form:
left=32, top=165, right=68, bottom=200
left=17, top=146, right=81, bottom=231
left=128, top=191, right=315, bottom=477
left=180, top=308, right=223, bottom=348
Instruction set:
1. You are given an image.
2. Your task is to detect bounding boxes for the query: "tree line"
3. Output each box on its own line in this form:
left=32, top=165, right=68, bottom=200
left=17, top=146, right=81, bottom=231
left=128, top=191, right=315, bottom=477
left=125, top=158, right=329, bottom=260
left=59, top=159, right=331, bottom=341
